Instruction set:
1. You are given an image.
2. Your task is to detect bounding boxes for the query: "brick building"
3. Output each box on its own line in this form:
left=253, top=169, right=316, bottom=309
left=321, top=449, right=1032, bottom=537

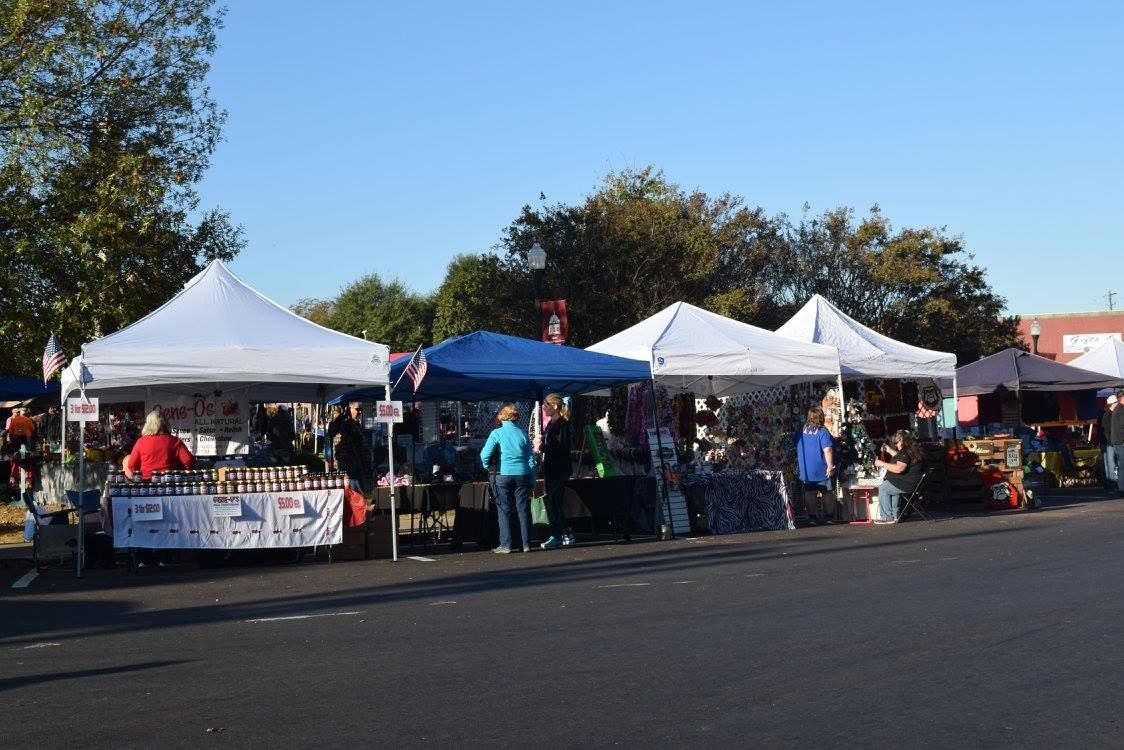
left=1015, top=311, right=1124, bottom=363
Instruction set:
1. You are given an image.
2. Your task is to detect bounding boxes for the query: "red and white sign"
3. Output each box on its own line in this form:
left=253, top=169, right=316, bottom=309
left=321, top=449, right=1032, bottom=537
left=375, top=400, right=404, bottom=423
left=147, top=393, right=250, bottom=456
left=66, top=397, right=100, bottom=422
left=274, top=495, right=305, bottom=516
left=540, top=300, right=568, bottom=344
left=131, top=498, right=164, bottom=521
left=1063, top=332, right=1122, bottom=354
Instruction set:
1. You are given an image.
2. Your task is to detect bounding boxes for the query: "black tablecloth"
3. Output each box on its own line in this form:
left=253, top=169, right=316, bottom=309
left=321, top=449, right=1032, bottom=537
left=565, top=476, right=656, bottom=538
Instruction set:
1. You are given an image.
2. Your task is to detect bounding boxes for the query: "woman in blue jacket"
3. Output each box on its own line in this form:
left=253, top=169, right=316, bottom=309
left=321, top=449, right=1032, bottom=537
left=480, top=403, right=536, bottom=553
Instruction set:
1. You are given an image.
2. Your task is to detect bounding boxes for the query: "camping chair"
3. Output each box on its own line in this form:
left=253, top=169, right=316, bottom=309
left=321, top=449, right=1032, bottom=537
left=893, top=470, right=930, bottom=522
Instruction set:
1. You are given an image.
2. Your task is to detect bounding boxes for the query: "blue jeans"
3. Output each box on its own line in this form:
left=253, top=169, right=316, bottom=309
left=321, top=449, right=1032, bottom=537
left=1104, top=445, right=1118, bottom=486
left=494, top=474, right=531, bottom=550
left=877, top=482, right=901, bottom=521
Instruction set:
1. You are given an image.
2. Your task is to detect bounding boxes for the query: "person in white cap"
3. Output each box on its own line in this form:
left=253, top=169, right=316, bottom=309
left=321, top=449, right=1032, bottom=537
left=1109, top=392, right=1124, bottom=495
left=1100, top=395, right=1118, bottom=490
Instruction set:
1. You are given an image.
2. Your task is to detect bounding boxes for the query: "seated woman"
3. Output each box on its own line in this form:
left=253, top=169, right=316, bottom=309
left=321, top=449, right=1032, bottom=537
left=873, top=429, right=924, bottom=523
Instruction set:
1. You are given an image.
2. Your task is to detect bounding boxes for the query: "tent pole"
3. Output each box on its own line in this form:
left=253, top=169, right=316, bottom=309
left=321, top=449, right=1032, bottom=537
left=385, top=384, right=399, bottom=562
left=952, top=376, right=959, bottom=439
left=75, top=417, right=85, bottom=578
left=648, top=378, right=675, bottom=539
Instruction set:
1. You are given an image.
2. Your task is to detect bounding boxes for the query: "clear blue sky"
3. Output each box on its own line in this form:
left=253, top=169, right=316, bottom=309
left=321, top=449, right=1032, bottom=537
left=202, top=1, right=1124, bottom=319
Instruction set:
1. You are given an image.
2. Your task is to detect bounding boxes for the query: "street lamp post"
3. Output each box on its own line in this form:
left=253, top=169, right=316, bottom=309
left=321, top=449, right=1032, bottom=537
left=1030, top=318, right=1041, bottom=355
left=528, top=242, right=547, bottom=338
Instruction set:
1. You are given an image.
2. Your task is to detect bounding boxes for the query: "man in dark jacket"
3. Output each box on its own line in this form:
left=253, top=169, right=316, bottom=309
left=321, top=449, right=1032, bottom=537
left=1100, top=395, right=1118, bottom=490
left=1111, top=392, right=1124, bottom=495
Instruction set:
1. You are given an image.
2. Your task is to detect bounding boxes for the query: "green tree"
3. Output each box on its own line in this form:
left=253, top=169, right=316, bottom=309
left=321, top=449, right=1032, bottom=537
left=322, top=273, right=434, bottom=351
left=0, top=0, right=243, bottom=375
left=765, top=205, right=1021, bottom=363
left=291, top=297, right=334, bottom=327
left=431, top=253, right=528, bottom=342
left=499, top=167, right=774, bottom=346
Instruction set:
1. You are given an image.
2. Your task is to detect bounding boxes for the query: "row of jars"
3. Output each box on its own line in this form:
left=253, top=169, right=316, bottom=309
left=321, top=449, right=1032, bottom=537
left=108, top=472, right=348, bottom=496
left=225, top=466, right=310, bottom=481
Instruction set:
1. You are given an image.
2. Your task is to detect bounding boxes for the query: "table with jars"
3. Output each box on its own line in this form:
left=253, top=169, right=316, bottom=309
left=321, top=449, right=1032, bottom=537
left=105, top=465, right=347, bottom=551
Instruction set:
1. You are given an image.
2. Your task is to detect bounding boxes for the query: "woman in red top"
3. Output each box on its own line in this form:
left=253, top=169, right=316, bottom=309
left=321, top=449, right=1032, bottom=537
left=124, top=410, right=195, bottom=480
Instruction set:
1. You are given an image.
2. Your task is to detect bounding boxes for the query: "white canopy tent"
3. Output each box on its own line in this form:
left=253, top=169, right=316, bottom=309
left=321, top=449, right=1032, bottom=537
left=60, top=260, right=391, bottom=403
left=775, top=294, right=959, bottom=428
left=586, top=301, right=842, bottom=396
left=59, top=260, right=399, bottom=572
left=1068, top=338, right=1124, bottom=384
left=775, top=294, right=957, bottom=381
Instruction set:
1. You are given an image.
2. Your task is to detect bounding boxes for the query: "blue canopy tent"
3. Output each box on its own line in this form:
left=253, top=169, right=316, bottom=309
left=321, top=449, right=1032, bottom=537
left=0, top=376, right=60, bottom=401
left=333, top=331, right=652, bottom=403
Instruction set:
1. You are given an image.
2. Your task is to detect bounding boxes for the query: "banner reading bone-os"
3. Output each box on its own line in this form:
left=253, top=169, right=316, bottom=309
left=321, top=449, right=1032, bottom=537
left=146, top=393, right=251, bottom=456
left=540, top=299, right=568, bottom=344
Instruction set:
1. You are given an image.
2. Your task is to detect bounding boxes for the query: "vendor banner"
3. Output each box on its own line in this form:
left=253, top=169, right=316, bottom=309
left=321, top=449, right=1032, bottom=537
left=147, top=394, right=250, bottom=456
left=540, top=299, right=568, bottom=344
left=111, top=489, right=342, bottom=550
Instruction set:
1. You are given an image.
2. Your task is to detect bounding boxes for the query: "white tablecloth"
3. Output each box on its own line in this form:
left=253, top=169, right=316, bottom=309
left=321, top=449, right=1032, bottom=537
left=110, top=489, right=343, bottom=549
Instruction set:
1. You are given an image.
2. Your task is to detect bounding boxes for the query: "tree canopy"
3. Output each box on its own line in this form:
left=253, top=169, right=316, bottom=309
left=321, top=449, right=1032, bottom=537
left=443, top=168, right=1020, bottom=362
left=1, top=0, right=242, bottom=376
left=310, top=273, right=434, bottom=352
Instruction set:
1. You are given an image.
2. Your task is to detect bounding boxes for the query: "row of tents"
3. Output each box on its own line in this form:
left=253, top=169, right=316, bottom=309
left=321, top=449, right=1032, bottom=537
left=36, top=260, right=1124, bottom=412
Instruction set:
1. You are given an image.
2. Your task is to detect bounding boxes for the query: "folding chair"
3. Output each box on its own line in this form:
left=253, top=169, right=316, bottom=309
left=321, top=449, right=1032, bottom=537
left=894, top=471, right=930, bottom=522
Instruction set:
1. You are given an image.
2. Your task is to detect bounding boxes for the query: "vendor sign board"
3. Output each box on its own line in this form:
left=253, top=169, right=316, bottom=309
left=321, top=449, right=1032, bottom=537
left=147, top=394, right=250, bottom=456
left=375, top=400, right=404, bottom=423
left=1063, top=332, right=1121, bottom=354
left=211, top=496, right=243, bottom=518
left=66, top=397, right=99, bottom=422
left=646, top=428, right=691, bottom=534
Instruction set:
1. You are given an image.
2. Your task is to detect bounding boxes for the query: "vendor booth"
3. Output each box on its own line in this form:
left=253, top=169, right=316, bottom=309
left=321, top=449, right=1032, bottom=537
left=57, top=261, right=391, bottom=572
left=334, top=331, right=655, bottom=552
left=588, top=301, right=842, bottom=536
left=953, top=348, right=1119, bottom=503
left=775, top=294, right=958, bottom=521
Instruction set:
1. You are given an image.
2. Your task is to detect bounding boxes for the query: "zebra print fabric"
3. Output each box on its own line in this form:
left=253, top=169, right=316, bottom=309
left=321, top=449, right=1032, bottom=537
left=685, top=470, right=794, bottom=534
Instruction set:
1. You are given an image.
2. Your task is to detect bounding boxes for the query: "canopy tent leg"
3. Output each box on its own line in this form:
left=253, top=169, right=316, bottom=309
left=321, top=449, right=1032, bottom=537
left=952, top=376, right=959, bottom=439
left=648, top=378, right=675, bottom=539
left=385, top=385, right=399, bottom=562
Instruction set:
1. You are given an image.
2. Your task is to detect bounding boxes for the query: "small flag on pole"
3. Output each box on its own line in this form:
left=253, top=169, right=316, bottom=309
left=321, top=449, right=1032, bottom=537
left=402, top=346, right=428, bottom=394
left=400, top=346, right=424, bottom=393
left=42, top=334, right=68, bottom=384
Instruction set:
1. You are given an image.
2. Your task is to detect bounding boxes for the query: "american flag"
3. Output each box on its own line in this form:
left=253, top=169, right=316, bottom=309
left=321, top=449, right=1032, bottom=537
left=402, top=346, right=428, bottom=394
left=42, top=334, right=68, bottom=384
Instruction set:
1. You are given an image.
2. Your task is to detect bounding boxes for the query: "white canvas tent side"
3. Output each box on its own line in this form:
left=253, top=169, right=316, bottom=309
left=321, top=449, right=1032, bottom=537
left=60, top=260, right=391, bottom=403
left=586, top=301, right=842, bottom=396
left=1068, top=338, right=1124, bottom=384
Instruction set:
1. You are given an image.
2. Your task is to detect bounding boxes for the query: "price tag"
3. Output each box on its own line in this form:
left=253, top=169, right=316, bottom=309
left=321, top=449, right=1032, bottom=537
left=211, top=496, right=242, bottom=518
left=274, top=495, right=305, bottom=516
left=131, top=499, right=164, bottom=521
left=375, top=401, right=404, bottom=423
left=67, top=397, right=100, bottom=422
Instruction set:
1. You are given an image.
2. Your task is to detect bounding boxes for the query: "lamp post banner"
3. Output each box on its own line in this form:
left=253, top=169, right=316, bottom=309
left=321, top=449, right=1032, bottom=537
left=540, top=299, right=568, bottom=344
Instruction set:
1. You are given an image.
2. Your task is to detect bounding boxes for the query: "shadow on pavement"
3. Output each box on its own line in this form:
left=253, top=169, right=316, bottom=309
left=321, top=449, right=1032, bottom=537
left=0, top=659, right=191, bottom=693
left=0, top=523, right=1032, bottom=646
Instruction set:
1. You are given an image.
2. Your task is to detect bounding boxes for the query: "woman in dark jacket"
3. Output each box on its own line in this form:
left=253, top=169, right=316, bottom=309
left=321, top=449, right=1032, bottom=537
left=535, top=393, right=573, bottom=549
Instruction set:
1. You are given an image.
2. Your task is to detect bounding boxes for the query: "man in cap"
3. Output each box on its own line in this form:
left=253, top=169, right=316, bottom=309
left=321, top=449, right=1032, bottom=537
left=1111, top=391, right=1124, bottom=495
left=1101, top=395, right=1119, bottom=490
left=326, top=401, right=370, bottom=492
